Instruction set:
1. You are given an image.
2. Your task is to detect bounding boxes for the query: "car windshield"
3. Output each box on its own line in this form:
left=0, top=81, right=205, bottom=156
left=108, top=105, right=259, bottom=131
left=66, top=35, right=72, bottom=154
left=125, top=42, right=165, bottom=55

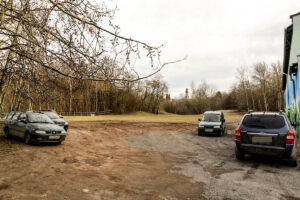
left=27, top=113, right=54, bottom=123
left=202, top=113, right=220, bottom=122
left=242, top=115, right=286, bottom=129
left=44, top=112, right=60, bottom=119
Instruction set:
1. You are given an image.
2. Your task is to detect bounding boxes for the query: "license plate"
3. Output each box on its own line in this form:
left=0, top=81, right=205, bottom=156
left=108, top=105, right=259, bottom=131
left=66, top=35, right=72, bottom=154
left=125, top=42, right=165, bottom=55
left=49, top=136, right=60, bottom=139
left=252, top=136, right=272, bottom=143
left=205, top=128, right=213, bottom=133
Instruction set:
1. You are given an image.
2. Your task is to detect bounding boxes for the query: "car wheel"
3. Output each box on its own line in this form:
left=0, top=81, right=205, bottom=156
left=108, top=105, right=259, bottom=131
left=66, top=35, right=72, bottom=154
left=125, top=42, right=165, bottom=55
left=235, top=147, right=245, bottom=160
left=289, top=151, right=298, bottom=167
left=4, top=127, right=10, bottom=139
left=24, top=133, right=32, bottom=145
left=289, top=159, right=297, bottom=167
left=198, top=130, right=202, bottom=136
left=217, top=131, right=222, bottom=137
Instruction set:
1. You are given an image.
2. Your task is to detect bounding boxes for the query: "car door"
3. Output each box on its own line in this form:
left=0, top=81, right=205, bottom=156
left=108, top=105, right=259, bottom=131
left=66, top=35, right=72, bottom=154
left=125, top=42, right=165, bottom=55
left=9, top=112, right=20, bottom=136
left=16, top=113, right=27, bottom=138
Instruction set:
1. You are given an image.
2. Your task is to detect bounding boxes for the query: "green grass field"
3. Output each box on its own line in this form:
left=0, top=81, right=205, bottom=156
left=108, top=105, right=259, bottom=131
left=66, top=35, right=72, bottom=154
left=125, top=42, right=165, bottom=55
left=64, top=110, right=243, bottom=124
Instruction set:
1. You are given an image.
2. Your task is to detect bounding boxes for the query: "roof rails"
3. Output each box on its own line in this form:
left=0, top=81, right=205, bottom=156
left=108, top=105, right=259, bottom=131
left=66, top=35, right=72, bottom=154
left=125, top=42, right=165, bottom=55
left=247, top=110, right=285, bottom=115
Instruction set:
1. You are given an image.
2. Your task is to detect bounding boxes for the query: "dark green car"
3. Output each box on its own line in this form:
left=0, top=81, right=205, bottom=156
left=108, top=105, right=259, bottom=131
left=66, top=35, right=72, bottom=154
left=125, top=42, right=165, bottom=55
left=198, top=111, right=226, bottom=136
left=3, top=111, right=66, bottom=144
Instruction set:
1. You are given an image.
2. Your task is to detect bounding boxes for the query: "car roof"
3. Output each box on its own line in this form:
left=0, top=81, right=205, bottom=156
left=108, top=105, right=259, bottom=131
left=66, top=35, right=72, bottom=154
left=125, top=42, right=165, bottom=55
left=246, top=112, right=285, bottom=116
left=9, top=111, right=55, bottom=114
left=204, top=111, right=222, bottom=114
left=26, top=111, right=46, bottom=114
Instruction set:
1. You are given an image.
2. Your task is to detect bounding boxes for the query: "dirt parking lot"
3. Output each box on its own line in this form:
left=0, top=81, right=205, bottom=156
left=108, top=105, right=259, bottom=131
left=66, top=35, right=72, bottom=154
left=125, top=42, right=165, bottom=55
left=0, top=121, right=300, bottom=200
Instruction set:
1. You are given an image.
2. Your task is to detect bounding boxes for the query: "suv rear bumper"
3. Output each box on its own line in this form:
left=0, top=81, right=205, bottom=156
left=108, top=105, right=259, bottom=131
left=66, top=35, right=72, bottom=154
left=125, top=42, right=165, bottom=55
left=236, top=140, right=294, bottom=157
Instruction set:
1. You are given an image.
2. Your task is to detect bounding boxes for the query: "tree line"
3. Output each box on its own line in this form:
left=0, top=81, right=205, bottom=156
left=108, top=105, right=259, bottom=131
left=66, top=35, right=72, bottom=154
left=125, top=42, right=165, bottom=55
left=1, top=57, right=283, bottom=114
left=0, top=63, right=168, bottom=113
left=164, top=61, right=283, bottom=114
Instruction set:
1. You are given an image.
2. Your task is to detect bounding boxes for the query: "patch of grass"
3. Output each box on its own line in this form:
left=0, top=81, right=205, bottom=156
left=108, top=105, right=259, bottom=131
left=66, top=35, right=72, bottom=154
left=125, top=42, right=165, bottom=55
left=64, top=110, right=244, bottom=124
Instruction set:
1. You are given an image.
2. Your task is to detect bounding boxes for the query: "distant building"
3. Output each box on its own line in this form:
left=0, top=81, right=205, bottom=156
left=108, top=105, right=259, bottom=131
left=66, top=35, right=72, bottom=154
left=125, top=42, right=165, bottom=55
left=283, top=11, right=300, bottom=137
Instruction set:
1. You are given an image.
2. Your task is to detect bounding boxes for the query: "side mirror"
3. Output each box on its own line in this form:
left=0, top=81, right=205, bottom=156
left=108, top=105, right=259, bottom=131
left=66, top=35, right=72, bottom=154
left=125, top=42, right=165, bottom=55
left=20, top=119, right=26, bottom=123
left=292, top=122, right=300, bottom=127
left=223, top=119, right=226, bottom=122
left=198, top=118, right=202, bottom=121
left=59, top=115, right=63, bottom=119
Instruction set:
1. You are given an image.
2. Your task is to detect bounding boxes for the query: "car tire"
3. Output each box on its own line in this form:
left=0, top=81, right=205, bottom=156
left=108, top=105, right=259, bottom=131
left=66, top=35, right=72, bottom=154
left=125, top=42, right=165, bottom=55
left=289, top=159, right=297, bottom=167
left=4, top=127, right=10, bottom=139
left=198, top=130, right=202, bottom=136
left=217, top=131, right=222, bottom=137
left=223, top=128, right=227, bottom=135
left=24, top=132, right=32, bottom=145
left=235, top=147, right=245, bottom=160
left=289, top=151, right=298, bottom=167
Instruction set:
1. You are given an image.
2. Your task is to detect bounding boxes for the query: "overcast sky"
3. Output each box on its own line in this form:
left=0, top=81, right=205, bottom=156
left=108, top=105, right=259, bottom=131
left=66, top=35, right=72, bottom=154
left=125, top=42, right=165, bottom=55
left=113, top=0, right=300, bottom=98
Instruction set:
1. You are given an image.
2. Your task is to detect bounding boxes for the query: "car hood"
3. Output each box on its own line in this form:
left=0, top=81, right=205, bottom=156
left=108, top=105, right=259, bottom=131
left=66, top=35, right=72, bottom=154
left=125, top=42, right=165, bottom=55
left=51, top=118, right=66, bottom=124
left=28, top=123, right=65, bottom=131
left=199, top=121, right=222, bottom=127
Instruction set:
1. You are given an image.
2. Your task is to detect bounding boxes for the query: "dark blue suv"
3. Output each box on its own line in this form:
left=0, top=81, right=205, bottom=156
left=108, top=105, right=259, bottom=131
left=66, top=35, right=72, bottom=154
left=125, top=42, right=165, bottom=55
left=235, top=111, right=298, bottom=166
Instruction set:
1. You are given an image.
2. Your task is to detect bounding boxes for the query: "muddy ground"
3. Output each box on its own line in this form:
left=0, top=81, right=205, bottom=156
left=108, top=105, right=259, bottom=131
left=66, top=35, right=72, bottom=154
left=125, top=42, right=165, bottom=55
left=0, top=121, right=300, bottom=200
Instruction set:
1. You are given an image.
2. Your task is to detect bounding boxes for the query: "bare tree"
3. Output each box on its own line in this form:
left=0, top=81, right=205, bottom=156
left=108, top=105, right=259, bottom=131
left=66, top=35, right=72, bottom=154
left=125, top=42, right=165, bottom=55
left=271, top=61, right=283, bottom=110
left=236, top=66, right=250, bottom=110
left=0, top=0, right=182, bottom=96
left=252, top=62, right=269, bottom=111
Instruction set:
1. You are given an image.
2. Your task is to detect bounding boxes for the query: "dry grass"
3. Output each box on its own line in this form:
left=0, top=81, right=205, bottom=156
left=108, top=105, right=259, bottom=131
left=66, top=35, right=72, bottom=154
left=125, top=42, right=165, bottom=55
left=64, top=110, right=243, bottom=124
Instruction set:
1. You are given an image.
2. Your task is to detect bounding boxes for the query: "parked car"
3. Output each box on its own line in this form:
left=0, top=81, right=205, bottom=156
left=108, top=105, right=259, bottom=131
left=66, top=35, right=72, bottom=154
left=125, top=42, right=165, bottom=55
left=3, top=111, right=67, bottom=144
left=235, top=111, right=298, bottom=166
left=39, top=110, right=69, bottom=131
left=198, top=111, right=226, bottom=136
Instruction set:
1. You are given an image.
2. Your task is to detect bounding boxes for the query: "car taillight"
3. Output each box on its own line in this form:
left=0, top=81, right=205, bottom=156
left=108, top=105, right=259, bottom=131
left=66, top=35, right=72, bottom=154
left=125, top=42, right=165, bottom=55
left=286, top=130, right=295, bottom=144
left=235, top=128, right=241, bottom=140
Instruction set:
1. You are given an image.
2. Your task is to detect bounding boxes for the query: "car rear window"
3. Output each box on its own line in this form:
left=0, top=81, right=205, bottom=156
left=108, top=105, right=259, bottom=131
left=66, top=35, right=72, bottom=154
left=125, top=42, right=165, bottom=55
left=242, top=115, right=286, bottom=129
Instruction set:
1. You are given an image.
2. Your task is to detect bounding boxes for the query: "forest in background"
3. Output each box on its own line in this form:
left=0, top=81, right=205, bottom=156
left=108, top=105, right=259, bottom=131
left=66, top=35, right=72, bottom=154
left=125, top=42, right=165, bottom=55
left=1, top=60, right=283, bottom=115
left=0, top=64, right=168, bottom=114
left=164, top=61, right=283, bottom=114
